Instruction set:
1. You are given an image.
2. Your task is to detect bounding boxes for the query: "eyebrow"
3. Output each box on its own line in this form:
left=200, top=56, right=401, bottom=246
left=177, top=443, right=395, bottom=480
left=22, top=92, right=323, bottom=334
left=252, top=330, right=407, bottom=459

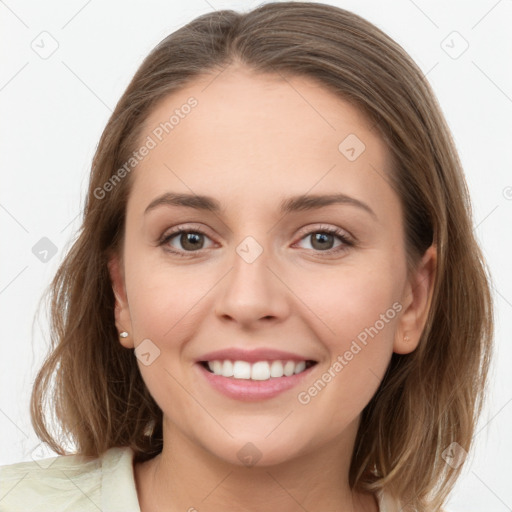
left=144, top=192, right=377, bottom=220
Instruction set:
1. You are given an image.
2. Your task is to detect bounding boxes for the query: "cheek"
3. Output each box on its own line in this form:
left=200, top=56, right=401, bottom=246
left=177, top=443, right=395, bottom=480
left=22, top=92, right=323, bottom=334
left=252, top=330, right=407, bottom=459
left=125, top=251, right=216, bottom=341
left=296, top=259, right=402, bottom=346
left=295, top=286, right=399, bottom=430
left=123, top=261, right=214, bottom=421
left=294, top=263, right=401, bottom=405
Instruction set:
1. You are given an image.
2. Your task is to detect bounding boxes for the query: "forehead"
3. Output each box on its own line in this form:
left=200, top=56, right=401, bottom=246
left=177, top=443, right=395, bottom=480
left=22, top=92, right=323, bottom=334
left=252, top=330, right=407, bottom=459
left=128, top=64, right=397, bottom=221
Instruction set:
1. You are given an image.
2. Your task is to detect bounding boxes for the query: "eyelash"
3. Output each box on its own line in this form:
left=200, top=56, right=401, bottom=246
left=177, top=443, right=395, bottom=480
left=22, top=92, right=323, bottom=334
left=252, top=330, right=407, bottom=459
left=158, top=224, right=355, bottom=258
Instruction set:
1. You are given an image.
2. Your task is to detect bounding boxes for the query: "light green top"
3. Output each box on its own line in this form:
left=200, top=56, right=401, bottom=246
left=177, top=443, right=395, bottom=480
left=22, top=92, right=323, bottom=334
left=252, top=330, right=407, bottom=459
left=0, top=446, right=401, bottom=511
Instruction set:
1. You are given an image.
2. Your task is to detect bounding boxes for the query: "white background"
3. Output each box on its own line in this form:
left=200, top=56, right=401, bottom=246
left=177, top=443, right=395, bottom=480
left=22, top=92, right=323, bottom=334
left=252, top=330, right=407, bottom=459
left=1, top=1, right=511, bottom=510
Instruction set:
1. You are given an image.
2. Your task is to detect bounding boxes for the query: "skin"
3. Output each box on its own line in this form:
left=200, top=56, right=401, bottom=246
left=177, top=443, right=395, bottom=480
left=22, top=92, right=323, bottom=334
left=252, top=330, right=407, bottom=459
left=109, top=63, right=436, bottom=512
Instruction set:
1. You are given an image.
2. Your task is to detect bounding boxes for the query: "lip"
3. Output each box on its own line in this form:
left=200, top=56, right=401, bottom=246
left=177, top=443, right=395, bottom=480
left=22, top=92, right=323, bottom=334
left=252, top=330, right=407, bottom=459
left=195, top=361, right=316, bottom=401
left=196, top=347, right=315, bottom=364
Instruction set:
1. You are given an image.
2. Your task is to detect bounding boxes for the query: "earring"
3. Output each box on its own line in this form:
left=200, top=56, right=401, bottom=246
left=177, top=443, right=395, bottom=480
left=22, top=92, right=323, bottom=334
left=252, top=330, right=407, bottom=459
left=144, top=418, right=156, bottom=437
left=119, top=331, right=129, bottom=338
left=404, top=335, right=410, bottom=342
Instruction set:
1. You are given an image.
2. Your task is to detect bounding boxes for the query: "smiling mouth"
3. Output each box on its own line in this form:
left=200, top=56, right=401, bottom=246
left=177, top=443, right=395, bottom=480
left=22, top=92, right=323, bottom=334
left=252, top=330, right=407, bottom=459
left=199, top=359, right=317, bottom=381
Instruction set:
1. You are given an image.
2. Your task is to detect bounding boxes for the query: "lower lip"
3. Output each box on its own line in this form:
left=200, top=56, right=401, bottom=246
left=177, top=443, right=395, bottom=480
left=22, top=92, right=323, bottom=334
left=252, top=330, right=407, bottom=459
left=196, top=363, right=316, bottom=401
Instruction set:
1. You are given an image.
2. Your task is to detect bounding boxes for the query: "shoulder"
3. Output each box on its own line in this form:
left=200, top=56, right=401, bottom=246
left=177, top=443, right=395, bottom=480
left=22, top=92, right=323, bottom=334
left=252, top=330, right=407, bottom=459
left=376, top=489, right=403, bottom=511
left=376, top=489, right=452, bottom=512
left=0, top=446, right=140, bottom=512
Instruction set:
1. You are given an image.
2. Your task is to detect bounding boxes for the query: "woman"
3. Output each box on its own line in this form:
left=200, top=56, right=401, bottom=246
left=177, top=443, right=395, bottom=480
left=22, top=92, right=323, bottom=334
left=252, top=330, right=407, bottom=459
left=0, top=3, right=493, bottom=511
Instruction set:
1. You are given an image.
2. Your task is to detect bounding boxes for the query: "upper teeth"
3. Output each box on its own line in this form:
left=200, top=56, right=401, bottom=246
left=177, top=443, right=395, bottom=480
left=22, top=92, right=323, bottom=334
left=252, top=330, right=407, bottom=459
left=207, top=360, right=307, bottom=380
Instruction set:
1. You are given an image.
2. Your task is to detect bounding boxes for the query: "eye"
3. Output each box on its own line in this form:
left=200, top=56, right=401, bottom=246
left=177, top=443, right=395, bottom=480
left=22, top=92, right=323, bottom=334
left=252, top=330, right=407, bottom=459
left=158, top=223, right=355, bottom=258
left=294, top=225, right=354, bottom=254
left=159, top=226, right=215, bottom=256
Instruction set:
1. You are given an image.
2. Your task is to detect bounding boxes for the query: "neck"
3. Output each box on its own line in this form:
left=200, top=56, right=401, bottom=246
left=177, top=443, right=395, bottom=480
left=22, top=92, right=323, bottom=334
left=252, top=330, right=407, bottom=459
left=134, top=417, right=378, bottom=512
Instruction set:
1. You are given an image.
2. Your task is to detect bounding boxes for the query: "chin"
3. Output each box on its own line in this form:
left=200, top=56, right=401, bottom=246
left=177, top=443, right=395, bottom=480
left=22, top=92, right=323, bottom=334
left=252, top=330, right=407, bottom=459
left=197, top=431, right=312, bottom=469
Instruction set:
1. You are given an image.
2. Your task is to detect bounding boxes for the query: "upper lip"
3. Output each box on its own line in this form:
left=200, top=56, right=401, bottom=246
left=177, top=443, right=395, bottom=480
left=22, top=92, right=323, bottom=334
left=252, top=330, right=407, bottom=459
left=197, top=348, right=317, bottom=363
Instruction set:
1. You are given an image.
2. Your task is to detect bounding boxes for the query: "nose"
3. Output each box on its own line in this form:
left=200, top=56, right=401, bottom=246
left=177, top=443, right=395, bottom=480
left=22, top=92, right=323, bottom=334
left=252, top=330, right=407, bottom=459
left=214, top=242, right=291, bottom=328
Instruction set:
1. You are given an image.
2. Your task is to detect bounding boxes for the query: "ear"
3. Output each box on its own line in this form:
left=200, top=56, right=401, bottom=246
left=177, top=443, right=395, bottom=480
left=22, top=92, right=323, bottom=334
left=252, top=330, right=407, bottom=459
left=108, top=252, right=134, bottom=349
left=394, top=244, right=437, bottom=354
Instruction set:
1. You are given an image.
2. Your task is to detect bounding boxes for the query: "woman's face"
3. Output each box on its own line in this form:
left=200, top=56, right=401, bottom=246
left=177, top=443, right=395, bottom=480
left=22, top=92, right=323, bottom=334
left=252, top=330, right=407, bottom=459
left=110, top=64, right=435, bottom=466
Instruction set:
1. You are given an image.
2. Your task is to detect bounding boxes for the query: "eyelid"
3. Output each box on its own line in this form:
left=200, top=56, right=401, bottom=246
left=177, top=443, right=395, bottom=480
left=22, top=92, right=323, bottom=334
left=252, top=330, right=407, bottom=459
left=159, top=223, right=211, bottom=237
left=294, top=223, right=354, bottom=243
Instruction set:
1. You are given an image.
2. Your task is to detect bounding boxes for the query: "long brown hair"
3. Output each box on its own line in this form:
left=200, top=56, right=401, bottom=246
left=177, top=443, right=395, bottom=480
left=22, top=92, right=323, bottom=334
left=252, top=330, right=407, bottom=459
left=30, top=3, right=494, bottom=510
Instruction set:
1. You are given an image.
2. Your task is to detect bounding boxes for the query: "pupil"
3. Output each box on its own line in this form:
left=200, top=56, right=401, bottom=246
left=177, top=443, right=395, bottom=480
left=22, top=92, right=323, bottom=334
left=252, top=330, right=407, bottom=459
left=312, top=233, right=333, bottom=250
left=182, top=232, right=203, bottom=250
